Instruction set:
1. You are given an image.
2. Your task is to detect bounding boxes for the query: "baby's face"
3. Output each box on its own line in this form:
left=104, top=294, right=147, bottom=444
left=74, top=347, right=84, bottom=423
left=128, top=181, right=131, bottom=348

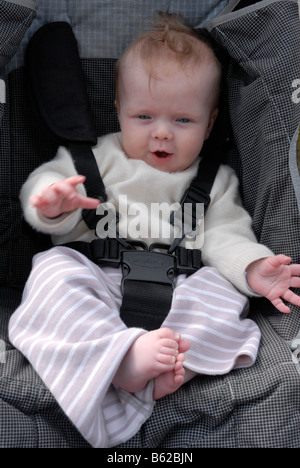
left=117, top=54, right=219, bottom=173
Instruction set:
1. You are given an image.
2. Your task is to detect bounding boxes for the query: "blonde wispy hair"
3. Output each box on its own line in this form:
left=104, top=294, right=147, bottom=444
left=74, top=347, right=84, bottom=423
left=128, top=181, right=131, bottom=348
left=115, top=12, right=222, bottom=107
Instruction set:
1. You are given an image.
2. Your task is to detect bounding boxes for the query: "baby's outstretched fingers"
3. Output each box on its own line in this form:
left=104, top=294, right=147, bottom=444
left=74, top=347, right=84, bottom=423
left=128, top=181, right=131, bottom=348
left=53, top=176, right=100, bottom=209
left=271, top=287, right=300, bottom=314
left=63, top=175, right=86, bottom=187
left=74, top=193, right=100, bottom=209
left=30, top=193, right=43, bottom=208
left=267, top=254, right=292, bottom=269
left=30, top=175, right=99, bottom=218
left=282, top=288, right=300, bottom=309
left=271, top=297, right=290, bottom=314
left=289, top=263, right=300, bottom=278
left=290, top=275, right=300, bottom=289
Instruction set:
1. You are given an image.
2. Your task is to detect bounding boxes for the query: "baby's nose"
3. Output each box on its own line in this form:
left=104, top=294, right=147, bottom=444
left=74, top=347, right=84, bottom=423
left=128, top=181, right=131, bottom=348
left=152, top=121, right=173, bottom=140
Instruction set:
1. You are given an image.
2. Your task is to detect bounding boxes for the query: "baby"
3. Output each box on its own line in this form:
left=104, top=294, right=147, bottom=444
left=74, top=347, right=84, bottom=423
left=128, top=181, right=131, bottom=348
left=9, top=13, right=300, bottom=447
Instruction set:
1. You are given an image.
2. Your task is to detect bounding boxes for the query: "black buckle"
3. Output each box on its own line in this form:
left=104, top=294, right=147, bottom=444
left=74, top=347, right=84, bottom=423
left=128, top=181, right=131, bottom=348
left=150, top=243, right=202, bottom=276
left=90, top=238, right=145, bottom=267
left=174, top=246, right=202, bottom=275
left=64, top=238, right=202, bottom=277
left=121, top=249, right=175, bottom=294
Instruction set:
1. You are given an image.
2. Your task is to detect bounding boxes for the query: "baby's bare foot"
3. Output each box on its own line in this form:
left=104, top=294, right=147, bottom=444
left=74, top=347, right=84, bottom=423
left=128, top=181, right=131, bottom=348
left=153, top=354, right=184, bottom=399
left=153, top=339, right=191, bottom=400
left=113, top=328, right=182, bottom=393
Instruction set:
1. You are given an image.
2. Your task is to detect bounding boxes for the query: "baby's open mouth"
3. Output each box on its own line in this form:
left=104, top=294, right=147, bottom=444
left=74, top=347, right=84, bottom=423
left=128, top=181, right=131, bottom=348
left=154, top=151, right=171, bottom=158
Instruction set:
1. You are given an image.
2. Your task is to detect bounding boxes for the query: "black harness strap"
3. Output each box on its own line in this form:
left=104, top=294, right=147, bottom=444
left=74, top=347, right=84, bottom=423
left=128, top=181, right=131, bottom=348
left=168, top=152, right=222, bottom=253
left=26, top=22, right=106, bottom=230
left=120, top=249, right=176, bottom=330
left=120, top=281, right=174, bottom=330
left=68, top=143, right=107, bottom=229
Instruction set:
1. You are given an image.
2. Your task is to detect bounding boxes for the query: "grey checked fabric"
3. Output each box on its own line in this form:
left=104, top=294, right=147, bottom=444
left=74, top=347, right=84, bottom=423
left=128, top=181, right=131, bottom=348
left=0, top=0, right=37, bottom=69
left=208, top=0, right=300, bottom=341
left=0, top=0, right=37, bottom=123
left=1, top=0, right=300, bottom=448
left=7, top=0, right=231, bottom=72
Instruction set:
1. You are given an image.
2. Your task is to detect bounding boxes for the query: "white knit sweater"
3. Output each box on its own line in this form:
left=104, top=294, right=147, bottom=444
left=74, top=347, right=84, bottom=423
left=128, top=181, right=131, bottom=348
left=20, top=132, right=273, bottom=295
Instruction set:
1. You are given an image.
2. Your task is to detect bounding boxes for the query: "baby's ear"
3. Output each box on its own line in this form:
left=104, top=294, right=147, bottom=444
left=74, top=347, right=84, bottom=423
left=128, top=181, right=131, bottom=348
left=205, top=108, right=219, bottom=140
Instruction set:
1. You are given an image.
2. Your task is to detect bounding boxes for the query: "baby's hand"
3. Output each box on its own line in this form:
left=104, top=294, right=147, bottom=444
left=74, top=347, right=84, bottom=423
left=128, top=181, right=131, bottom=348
left=30, top=175, right=100, bottom=219
left=246, top=255, right=300, bottom=313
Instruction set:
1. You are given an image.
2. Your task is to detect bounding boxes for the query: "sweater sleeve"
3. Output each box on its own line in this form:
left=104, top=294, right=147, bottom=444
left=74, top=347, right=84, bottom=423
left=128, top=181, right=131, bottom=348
left=201, top=164, right=274, bottom=296
left=20, top=146, right=85, bottom=236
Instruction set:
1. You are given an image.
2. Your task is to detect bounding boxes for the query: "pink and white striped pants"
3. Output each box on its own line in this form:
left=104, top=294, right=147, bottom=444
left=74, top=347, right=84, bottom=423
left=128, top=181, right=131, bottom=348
left=9, top=246, right=260, bottom=447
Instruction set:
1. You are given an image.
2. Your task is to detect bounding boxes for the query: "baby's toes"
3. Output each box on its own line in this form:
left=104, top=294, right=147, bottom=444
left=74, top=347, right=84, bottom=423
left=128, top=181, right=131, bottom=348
left=158, top=349, right=177, bottom=366
left=158, top=327, right=180, bottom=342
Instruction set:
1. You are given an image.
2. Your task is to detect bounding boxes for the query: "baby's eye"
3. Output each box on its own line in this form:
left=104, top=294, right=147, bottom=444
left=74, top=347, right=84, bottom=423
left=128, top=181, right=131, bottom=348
left=176, top=118, right=190, bottom=123
left=138, top=115, right=151, bottom=120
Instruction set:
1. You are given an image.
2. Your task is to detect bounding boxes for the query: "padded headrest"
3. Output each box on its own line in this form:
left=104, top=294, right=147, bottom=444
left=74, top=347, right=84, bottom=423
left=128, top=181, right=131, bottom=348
left=26, top=22, right=97, bottom=146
